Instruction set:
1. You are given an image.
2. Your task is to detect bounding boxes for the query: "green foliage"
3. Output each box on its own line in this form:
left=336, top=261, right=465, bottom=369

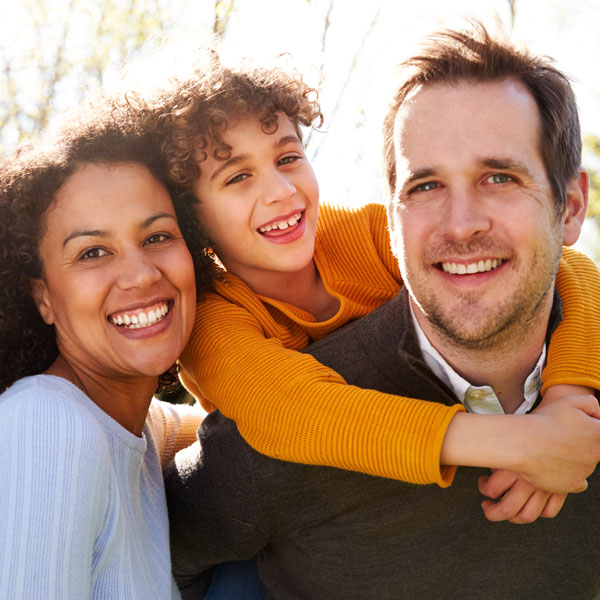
left=584, top=134, right=600, bottom=223
left=0, top=0, right=199, bottom=154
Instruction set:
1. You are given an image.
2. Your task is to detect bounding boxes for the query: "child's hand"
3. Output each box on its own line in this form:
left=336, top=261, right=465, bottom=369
left=478, top=469, right=567, bottom=524
left=542, top=384, right=598, bottom=406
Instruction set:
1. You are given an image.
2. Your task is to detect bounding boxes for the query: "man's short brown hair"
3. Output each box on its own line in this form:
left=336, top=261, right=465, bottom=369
left=382, top=21, right=581, bottom=214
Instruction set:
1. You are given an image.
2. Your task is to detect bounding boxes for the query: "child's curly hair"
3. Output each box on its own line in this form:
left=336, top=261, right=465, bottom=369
left=127, top=48, right=323, bottom=190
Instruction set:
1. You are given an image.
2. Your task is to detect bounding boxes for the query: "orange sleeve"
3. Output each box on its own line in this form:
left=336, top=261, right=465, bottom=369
left=542, top=247, right=600, bottom=393
left=180, top=291, right=462, bottom=487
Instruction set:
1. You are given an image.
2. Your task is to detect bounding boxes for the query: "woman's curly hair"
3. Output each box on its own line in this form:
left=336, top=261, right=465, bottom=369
left=0, top=98, right=218, bottom=392
left=126, top=48, right=324, bottom=190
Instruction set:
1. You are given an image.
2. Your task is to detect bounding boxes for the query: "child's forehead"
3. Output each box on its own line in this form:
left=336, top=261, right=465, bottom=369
left=209, top=111, right=297, bottom=146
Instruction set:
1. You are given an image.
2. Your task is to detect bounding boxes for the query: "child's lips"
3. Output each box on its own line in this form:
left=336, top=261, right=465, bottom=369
left=258, top=210, right=303, bottom=235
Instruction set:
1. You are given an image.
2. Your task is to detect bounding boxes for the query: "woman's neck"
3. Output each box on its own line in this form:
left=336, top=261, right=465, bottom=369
left=45, top=355, right=155, bottom=436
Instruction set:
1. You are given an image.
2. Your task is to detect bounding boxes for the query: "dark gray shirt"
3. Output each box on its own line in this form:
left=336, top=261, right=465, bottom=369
left=165, top=289, right=600, bottom=600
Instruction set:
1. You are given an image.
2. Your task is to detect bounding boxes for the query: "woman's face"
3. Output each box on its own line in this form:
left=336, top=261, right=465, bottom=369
left=32, top=162, right=196, bottom=382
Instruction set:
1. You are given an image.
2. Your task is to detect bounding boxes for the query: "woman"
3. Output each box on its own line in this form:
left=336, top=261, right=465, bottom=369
left=0, top=103, right=216, bottom=598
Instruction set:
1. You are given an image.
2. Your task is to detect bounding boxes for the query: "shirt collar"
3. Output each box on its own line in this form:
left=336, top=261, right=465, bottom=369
left=409, top=303, right=545, bottom=415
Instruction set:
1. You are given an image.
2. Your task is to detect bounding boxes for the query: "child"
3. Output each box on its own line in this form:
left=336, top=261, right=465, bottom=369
left=132, top=50, right=600, bottom=517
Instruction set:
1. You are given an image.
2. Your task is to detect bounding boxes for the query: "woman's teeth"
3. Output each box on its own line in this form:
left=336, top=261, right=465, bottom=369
left=109, top=303, right=169, bottom=329
left=259, top=212, right=301, bottom=233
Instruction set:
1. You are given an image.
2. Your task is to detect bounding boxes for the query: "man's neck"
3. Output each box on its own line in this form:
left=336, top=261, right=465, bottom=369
left=411, top=299, right=551, bottom=414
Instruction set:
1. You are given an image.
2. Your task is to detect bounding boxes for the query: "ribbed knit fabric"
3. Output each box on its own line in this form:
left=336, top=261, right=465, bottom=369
left=544, top=249, right=600, bottom=393
left=0, top=375, right=201, bottom=599
left=180, top=202, right=600, bottom=486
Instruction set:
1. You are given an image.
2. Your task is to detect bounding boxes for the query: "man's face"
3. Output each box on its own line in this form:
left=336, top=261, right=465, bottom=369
left=389, top=78, right=585, bottom=349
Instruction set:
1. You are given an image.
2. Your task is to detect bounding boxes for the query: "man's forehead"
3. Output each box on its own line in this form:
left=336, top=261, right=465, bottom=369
left=392, top=78, right=542, bottom=176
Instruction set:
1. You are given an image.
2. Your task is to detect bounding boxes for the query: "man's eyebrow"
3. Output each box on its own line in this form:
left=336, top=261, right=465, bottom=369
left=404, top=168, right=437, bottom=186
left=480, top=157, right=533, bottom=177
left=62, top=213, right=176, bottom=247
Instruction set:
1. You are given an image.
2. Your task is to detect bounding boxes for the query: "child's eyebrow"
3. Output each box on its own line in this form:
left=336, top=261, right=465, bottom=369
left=210, top=156, right=246, bottom=182
left=276, top=134, right=302, bottom=147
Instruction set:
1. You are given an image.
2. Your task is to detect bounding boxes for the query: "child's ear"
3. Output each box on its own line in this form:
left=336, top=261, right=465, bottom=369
left=26, top=277, right=55, bottom=325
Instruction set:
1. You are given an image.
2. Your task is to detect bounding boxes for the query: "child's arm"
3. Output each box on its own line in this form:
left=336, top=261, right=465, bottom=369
left=543, top=247, right=600, bottom=393
left=473, top=250, right=600, bottom=520
left=180, top=293, right=462, bottom=487
left=180, top=254, right=600, bottom=492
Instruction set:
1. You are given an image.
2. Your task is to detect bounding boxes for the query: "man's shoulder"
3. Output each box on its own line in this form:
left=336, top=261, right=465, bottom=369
left=304, top=291, right=409, bottom=389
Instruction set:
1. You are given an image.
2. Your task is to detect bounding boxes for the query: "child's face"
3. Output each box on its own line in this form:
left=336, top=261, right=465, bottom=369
left=193, top=113, right=319, bottom=291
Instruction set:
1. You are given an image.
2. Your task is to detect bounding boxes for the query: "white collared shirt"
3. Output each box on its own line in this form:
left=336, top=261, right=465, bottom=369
left=409, top=305, right=544, bottom=415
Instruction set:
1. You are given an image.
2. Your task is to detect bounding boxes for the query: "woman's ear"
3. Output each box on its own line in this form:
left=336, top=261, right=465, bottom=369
left=26, top=277, right=55, bottom=325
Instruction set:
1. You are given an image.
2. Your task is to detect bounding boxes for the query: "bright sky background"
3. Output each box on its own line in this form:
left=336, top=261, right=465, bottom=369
left=3, top=0, right=600, bottom=256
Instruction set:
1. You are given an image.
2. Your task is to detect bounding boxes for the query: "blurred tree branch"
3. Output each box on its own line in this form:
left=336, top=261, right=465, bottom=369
left=0, top=0, right=222, bottom=154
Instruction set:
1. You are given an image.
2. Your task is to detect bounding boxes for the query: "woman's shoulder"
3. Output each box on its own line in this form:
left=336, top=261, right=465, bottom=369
left=0, top=375, right=111, bottom=453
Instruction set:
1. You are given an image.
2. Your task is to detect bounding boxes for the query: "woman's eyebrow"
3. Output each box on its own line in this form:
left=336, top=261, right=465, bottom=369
left=139, top=212, right=177, bottom=229
left=63, top=230, right=106, bottom=248
left=62, top=213, right=176, bottom=247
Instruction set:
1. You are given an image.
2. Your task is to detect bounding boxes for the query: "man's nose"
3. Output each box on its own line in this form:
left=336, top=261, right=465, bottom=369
left=439, top=188, right=492, bottom=240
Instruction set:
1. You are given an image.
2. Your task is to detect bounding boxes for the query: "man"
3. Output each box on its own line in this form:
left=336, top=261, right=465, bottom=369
left=166, top=23, right=600, bottom=599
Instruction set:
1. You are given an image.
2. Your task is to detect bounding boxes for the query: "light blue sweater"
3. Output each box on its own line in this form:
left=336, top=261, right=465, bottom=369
left=0, top=375, right=201, bottom=599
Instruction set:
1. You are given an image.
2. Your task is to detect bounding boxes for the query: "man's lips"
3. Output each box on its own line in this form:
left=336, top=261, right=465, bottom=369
left=439, top=258, right=505, bottom=275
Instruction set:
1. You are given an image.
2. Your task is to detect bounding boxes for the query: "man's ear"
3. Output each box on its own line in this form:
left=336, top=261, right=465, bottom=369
left=562, top=168, right=589, bottom=246
left=26, top=277, right=55, bottom=325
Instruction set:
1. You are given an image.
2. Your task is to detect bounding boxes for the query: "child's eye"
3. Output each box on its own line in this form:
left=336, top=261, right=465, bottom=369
left=226, top=173, right=249, bottom=185
left=485, top=173, right=515, bottom=184
left=278, top=155, right=300, bottom=166
left=79, top=247, right=109, bottom=261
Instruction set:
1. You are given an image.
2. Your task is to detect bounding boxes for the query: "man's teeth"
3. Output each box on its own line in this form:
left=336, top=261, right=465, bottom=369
left=110, top=303, right=169, bottom=329
left=259, top=212, right=301, bottom=233
left=441, top=259, right=500, bottom=275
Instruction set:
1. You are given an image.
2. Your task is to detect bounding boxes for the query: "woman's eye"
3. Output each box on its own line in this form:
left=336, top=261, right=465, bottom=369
left=145, top=233, right=171, bottom=245
left=79, top=247, right=109, bottom=260
left=486, top=173, right=514, bottom=184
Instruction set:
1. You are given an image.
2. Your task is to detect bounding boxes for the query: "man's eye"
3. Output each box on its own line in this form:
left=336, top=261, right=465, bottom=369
left=486, top=173, right=514, bottom=184
left=79, top=247, right=108, bottom=260
left=413, top=181, right=439, bottom=192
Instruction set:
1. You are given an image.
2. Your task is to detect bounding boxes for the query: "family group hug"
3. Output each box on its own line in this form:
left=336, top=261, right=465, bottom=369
left=1, top=20, right=600, bottom=600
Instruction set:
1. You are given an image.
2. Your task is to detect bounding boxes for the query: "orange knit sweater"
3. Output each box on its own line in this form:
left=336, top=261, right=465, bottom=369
left=180, top=202, right=600, bottom=487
